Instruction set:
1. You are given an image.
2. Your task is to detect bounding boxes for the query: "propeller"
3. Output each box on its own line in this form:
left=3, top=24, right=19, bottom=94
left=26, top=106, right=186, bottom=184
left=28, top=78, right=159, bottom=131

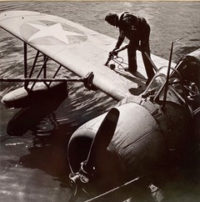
left=69, top=108, right=120, bottom=201
left=84, top=107, right=120, bottom=173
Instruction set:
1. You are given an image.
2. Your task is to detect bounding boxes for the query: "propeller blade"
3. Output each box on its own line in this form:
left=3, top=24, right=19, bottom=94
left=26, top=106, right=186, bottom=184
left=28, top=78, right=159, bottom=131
left=85, top=108, right=120, bottom=171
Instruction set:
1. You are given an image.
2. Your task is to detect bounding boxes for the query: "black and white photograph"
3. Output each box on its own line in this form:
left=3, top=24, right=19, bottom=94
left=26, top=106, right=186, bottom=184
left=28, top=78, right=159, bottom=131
left=0, top=1, right=200, bottom=202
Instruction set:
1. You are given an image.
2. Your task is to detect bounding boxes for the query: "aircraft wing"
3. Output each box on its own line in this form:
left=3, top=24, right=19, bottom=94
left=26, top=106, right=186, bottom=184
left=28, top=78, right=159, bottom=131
left=0, top=10, right=173, bottom=101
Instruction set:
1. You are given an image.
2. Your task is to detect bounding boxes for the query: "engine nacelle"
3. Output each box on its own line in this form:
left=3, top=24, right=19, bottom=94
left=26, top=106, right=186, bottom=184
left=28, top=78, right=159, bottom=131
left=68, top=100, right=192, bottom=190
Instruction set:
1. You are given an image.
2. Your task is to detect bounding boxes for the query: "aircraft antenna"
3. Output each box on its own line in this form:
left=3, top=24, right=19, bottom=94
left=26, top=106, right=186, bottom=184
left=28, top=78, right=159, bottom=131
left=162, top=38, right=184, bottom=110
left=162, top=41, right=174, bottom=110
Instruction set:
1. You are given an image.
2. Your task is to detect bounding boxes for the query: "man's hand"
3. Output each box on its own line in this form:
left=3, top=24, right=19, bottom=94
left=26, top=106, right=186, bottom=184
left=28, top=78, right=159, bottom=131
left=109, top=50, right=118, bottom=56
left=105, top=48, right=118, bottom=66
left=110, top=47, right=120, bottom=56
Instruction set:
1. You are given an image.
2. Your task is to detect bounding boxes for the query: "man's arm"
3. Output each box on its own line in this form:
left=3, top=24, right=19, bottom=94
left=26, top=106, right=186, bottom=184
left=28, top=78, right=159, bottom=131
left=114, top=29, right=125, bottom=50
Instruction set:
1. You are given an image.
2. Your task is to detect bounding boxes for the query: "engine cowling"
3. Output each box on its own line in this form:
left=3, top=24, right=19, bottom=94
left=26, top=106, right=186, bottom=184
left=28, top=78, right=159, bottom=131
left=68, top=100, right=192, bottom=190
left=68, top=103, right=163, bottom=179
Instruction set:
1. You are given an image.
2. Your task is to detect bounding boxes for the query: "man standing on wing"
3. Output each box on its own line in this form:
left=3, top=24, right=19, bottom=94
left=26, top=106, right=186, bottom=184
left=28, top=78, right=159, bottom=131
left=105, top=12, right=155, bottom=84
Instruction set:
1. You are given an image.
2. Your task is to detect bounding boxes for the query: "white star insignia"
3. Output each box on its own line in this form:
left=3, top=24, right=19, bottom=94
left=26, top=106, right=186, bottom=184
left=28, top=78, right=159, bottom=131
left=28, top=22, right=83, bottom=44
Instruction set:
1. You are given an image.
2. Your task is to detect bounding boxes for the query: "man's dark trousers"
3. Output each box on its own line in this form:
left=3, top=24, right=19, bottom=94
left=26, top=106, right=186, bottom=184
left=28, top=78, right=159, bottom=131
left=127, top=24, right=155, bottom=81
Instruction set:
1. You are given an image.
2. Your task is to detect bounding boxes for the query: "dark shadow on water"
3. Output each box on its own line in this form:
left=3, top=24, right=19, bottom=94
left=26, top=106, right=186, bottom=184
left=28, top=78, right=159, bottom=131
left=19, top=124, right=75, bottom=187
left=7, top=88, right=68, bottom=136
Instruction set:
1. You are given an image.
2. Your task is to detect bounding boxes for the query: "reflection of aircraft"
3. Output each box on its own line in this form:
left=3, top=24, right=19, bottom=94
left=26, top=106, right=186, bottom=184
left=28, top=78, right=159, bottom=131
left=0, top=11, right=200, bottom=201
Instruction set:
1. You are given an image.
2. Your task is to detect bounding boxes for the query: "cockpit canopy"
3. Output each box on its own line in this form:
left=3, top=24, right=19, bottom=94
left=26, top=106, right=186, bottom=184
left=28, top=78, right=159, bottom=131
left=142, top=65, right=187, bottom=105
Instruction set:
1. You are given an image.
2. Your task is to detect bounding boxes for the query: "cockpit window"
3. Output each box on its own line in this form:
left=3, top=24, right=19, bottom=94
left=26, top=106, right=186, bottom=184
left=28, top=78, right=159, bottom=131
left=142, top=67, right=167, bottom=99
left=142, top=66, right=186, bottom=104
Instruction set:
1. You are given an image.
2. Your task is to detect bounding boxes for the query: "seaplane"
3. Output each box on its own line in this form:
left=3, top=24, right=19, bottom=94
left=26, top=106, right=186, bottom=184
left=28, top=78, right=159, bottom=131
left=0, top=10, right=200, bottom=202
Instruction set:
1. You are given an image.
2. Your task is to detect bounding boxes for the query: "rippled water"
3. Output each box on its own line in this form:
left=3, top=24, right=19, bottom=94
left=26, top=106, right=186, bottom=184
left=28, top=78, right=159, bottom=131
left=0, top=2, right=200, bottom=202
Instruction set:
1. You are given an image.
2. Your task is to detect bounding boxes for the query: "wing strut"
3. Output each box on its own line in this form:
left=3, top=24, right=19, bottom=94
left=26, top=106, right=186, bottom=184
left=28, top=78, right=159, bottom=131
left=0, top=42, right=96, bottom=92
left=24, top=42, right=28, bottom=89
